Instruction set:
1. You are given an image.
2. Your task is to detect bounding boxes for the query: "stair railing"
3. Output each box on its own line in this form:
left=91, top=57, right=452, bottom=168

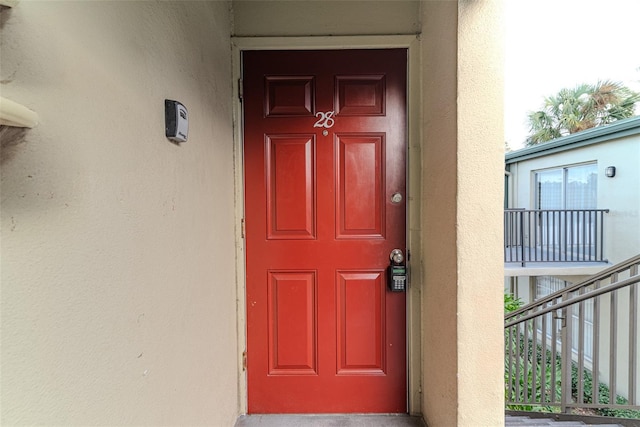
left=505, top=254, right=640, bottom=415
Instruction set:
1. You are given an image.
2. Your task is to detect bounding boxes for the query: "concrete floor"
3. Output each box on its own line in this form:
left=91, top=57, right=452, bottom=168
left=235, top=414, right=426, bottom=427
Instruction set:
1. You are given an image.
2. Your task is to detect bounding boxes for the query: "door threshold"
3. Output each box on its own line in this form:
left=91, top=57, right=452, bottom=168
left=235, top=413, right=425, bottom=427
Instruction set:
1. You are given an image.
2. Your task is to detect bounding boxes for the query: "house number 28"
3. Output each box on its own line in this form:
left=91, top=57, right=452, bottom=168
left=314, top=111, right=335, bottom=129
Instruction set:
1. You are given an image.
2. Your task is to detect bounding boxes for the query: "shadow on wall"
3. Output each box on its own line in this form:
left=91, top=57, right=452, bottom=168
left=0, top=126, right=29, bottom=165
left=1, top=5, right=29, bottom=164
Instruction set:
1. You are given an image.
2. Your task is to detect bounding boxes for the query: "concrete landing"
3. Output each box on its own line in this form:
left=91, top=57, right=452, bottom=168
left=235, top=414, right=625, bottom=427
left=506, top=415, right=622, bottom=427
left=235, top=414, right=426, bottom=427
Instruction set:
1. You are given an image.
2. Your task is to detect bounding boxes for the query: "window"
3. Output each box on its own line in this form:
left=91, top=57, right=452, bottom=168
left=535, top=163, right=597, bottom=209
left=533, top=163, right=600, bottom=260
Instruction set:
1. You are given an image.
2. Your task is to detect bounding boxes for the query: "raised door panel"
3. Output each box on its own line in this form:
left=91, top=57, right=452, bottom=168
left=265, top=76, right=315, bottom=117
left=268, top=271, right=317, bottom=375
left=336, top=134, right=385, bottom=239
left=335, top=75, right=386, bottom=116
left=266, top=135, right=316, bottom=239
left=336, top=271, right=386, bottom=374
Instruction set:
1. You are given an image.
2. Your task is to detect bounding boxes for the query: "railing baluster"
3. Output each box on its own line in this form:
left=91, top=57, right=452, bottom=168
left=630, top=264, right=638, bottom=405
left=523, top=320, right=530, bottom=403
left=561, top=210, right=565, bottom=262
left=520, top=210, right=525, bottom=266
left=593, top=285, right=600, bottom=406
left=533, top=210, right=538, bottom=262
left=561, top=293, right=572, bottom=413
left=541, top=309, right=548, bottom=403
left=531, top=317, right=538, bottom=404
left=589, top=211, right=595, bottom=261
left=515, top=323, right=522, bottom=403
left=584, top=210, right=588, bottom=260
left=577, top=296, right=585, bottom=405
left=610, top=273, right=618, bottom=407
left=507, top=325, right=514, bottom=403
left=548, top=210, right=552, bottom=262
left=551, top=302, right=559, bottom=404
left=568, top=210, right=573, bottom=262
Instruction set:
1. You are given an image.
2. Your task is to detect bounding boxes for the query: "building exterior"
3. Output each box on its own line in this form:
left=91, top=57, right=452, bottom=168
left=505, top=116, right=640, bottom=301
left=504, top=116, right=640, bottom=401
left=0, top=1, right=504, bottom=425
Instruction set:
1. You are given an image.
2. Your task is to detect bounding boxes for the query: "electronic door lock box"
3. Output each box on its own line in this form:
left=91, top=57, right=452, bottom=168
left=165, top=99, right=188, bottom=143
left=387, top=249, right=407, bottom=292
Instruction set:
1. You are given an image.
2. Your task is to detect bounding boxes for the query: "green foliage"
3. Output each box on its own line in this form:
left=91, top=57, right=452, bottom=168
left=505, top=333, right=561, bottom=412
left=504, top=293, right=523, bottom=313
left=571, top=365, right=640, bottom=419
left=526, top=80, right=640, bottom=146
left=505, top=333, right=640, bottom=419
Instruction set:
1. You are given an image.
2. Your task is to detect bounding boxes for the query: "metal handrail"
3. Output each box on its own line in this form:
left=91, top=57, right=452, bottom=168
left=505, top=254, right=640, bottom=415
left=504, top=209, right=609, bottom=266
left=506, top=275, right=640, bottom=329
left=508, top=256, right=640, bottom=319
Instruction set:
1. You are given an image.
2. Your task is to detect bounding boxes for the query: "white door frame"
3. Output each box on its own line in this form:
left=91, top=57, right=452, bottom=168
left=231, top=35, right=423, bottom=415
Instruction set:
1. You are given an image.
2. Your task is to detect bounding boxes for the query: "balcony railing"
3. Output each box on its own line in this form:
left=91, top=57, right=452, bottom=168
left=505, top=209, right=609, bottom=266
left=505, top=255, right=640, bottom=415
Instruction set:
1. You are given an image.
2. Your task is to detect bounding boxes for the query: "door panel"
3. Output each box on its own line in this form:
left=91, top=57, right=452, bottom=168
left=336, top=270, right=385, bottom=374
left=268, top=271, right=317, bottom=374
left=336, top=133, right=385, bottom=238
left=243, top=49, right=407, bottom=413
left=266, top=135, right=316, bottom=239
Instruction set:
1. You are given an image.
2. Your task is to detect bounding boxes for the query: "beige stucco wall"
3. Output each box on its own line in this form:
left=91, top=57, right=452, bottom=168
left=421, top=1, right=505, bottom=426
left=420, top=2, right=459, bottom=424
left=0, top=2, right=238, bottom=425
left=232, top=0, right=421, bottom=36
left=456, top=1, right=505, bottom=424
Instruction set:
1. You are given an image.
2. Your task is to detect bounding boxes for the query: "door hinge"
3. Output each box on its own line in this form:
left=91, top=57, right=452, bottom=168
left=241, top=218, right=245, bottom=238
left=238, top=78, right=243, bottom=101
left=242, top=350, right=247, bottom=371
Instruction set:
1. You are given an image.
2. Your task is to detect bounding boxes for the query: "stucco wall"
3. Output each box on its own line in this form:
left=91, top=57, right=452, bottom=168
left=0, top=2, right=238, bottom=425
left=420, top=2, right=459, bottom=424
left=232, top=0, right=421, bottom=36
left=456, top=1, right=504, bottom=424
left=422, top=1, right=505, bottom=425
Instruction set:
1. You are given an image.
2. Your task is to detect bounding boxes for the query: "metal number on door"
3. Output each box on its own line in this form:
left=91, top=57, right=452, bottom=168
left=313, top=111, right=335, bottom=129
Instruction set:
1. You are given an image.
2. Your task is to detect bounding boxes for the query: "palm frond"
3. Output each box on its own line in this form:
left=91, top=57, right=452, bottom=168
left=525, top=80, right=640, bottom=145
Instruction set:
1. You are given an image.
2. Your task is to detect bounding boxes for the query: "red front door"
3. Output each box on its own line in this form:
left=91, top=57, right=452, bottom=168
left=243, top=49, right=407, bottom=413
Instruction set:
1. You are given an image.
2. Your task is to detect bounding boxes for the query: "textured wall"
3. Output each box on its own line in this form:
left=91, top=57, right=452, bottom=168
left=421, top=1, right=505, bottom=426
left=232, top=0, right=420, bottom=36
left=420, top=1, right=460, bottom=425
left=0, top=1, right=238, bottom=425
left=456, top=0, right=505, bottom=425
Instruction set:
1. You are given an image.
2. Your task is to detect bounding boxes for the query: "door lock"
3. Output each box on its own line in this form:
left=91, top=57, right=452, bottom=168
left=388, top=249, right=407, bottom=292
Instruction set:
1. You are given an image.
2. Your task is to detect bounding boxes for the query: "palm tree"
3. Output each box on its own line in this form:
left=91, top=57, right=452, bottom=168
left=525, top=80, right=640, bottom=146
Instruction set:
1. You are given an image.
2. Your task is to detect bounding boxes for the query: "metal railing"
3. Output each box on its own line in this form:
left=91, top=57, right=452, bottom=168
left=505, top=254, right=640, bottom=415
left=504, top=209, right=609, bottom=266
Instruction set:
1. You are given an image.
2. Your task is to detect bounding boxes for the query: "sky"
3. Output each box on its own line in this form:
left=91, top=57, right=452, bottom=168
left=504, top=0, right=640, bottom=149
